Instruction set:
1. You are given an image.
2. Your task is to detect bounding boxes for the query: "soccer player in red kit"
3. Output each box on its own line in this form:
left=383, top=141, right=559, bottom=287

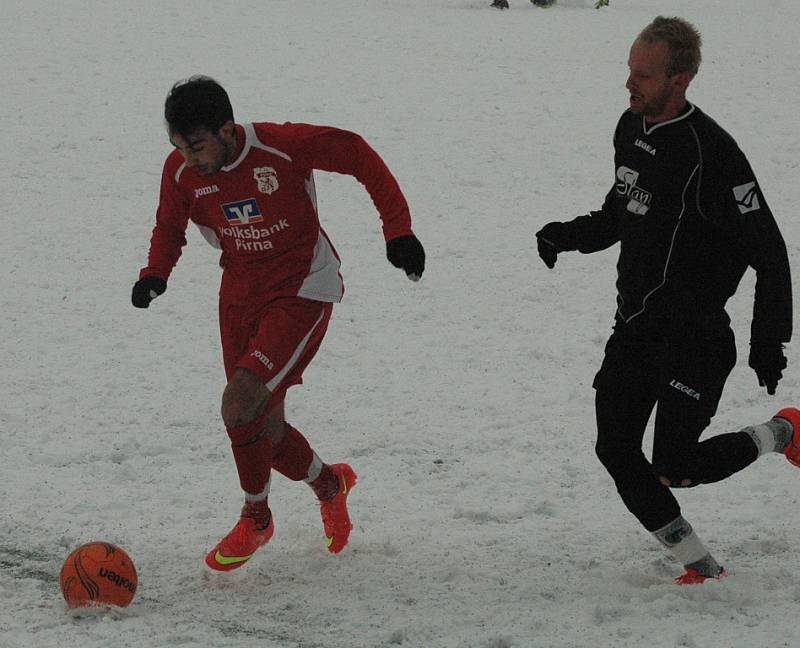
left=132, top=76, right=425, bottom=571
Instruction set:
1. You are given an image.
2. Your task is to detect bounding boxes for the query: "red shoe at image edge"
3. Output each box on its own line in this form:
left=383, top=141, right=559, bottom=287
left=776, top=407, right=800, bottom=467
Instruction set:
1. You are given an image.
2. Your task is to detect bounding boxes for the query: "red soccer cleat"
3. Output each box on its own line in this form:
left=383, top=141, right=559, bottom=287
left=319, top=464, right=357, bottom=554
left=205, top=501, right=274, bottom=572
left=775, top=408, right=800, bottom=467
left=674, top=567, right=727, bottom=585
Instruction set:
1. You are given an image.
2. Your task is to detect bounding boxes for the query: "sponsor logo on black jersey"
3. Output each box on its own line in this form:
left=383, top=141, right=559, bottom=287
left=221, top=198, right=264, bottom=225
left=616, top=166, right=652, bottom=215
left=732, top=182, right=760, bottom=214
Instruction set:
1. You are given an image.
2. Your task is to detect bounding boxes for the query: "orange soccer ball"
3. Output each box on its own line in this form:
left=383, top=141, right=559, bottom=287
left=59, top=542, right=138, bottom=608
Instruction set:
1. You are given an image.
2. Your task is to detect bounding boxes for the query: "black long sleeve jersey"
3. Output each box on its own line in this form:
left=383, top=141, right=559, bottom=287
left=558, top=103, right=792, bottom=345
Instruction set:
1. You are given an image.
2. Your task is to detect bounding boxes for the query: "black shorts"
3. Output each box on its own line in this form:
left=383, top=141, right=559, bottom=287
left=593, top=324, right=736, bottom=427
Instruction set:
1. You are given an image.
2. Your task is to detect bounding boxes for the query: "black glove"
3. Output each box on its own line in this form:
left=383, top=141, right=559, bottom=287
left=386, top=235, right=425, bottom=281
left=132, top=276, right=167, bottom=308
left=748, top=342, right=787, bottom=395
left=535, top=223, right=567, bottom=269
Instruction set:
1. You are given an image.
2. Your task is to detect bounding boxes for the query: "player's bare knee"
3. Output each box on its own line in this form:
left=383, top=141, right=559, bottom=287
left=654, top=454, right=699, bottom=488
left=221, top=370, right=270, bottom=428
left=658, top=474, right=694, bottom=488
left=221, top=396, right=255, bottom=428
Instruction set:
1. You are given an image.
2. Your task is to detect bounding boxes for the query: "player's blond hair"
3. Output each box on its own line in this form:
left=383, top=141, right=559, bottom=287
left=638, top=16, right=702, bottom=77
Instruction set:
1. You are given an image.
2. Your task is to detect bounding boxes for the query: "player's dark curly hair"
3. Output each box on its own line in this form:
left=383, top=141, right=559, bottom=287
left=638, top=16, right=702, bottom=77
left=164, top=75, right=234, bottom=138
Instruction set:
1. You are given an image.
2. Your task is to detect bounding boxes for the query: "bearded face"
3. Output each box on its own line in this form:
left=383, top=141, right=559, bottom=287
left=626, top=39, right=688, bottom=121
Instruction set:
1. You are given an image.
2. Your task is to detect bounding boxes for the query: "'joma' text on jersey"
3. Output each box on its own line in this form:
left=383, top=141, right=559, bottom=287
left=195, top=185, right=220, bottom=198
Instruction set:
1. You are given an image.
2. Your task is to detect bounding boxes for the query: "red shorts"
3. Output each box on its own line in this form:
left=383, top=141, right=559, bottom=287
left=219, top=296, right=333, bottom=411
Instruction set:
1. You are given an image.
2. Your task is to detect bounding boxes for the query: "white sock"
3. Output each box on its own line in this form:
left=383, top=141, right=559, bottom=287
left=302, top=452, right=323, bottom=484
left=244, top=477, right=271, bottom=502
left=743, top=419, right=792, bottom=456
left=652, top=515, right=716, bottom=570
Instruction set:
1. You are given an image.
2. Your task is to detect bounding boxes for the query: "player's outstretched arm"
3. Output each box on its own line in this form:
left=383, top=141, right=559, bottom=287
left=535, top=192, right=621, bottom=270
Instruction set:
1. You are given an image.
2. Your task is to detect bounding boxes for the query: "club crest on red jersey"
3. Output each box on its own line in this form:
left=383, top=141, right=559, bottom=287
left=221, top=198, right=264, bottom=225
left=253, top=166, right=279, bottom=195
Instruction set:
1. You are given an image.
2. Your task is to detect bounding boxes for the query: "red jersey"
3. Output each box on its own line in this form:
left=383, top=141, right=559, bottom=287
left=140, top=122, right=414, bottom=303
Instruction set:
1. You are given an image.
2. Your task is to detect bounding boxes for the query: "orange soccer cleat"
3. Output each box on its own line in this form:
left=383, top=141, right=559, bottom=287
left=674, top=567, right=727, bottom=585
left=775, top=407, right=800, bottom=467
left=205, top=500, right=274, bottom=572
left=319, top=464, right=357, bottom=554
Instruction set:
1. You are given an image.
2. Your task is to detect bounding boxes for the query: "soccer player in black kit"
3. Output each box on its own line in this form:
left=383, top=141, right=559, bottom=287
left=536, top=16, right=799, bottom=584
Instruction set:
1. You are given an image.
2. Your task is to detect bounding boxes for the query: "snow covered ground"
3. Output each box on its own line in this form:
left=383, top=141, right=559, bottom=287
left=2, top=1, right=799, bottom=646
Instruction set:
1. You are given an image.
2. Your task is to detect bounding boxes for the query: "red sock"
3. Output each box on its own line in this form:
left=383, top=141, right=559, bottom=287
left=273, top=423, right=338, bottom=500
left=272, top=423, right=314, bottom=481
left=310, top=465, right=338, bottom=501
left=227, top=416, right=272, bottom=497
